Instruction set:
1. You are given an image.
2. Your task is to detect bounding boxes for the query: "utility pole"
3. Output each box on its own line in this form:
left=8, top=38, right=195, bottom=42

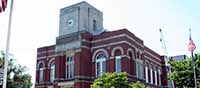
left=159, top=29, right=174, bottom=88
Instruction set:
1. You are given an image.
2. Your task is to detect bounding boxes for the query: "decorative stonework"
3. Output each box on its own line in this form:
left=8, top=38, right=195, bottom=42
left=65, top=49, right=75, bottom=56
left=92, top=48, right=108, bottom=62
left=56, top=32, right=80, bottom=45
left=111, top=46, right=124, bottom=56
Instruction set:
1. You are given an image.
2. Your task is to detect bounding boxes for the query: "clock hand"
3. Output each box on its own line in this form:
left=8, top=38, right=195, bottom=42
left=68, top=21, right=72, bottom=24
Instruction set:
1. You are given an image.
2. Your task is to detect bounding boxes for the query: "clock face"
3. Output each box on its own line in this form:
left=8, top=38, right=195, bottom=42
left=66, top=18, right=74, bottom=27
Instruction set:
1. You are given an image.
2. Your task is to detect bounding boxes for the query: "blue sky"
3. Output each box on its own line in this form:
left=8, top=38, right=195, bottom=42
left=0, top=0, right=200, bottom=86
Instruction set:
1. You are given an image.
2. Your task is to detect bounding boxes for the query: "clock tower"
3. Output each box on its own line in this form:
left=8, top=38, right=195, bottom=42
left=56, top=1, right=103, bottom=53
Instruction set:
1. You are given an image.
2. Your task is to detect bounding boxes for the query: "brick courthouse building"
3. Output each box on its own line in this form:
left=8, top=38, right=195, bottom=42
left=35, top=1, right=168, bottom=88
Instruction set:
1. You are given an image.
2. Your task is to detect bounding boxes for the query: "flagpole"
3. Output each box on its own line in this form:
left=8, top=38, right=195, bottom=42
left=189, top=29, right=197, bottom=88
left=191, top=51, right=197, bottom=88
left=3, top=0, right=14, bottom=88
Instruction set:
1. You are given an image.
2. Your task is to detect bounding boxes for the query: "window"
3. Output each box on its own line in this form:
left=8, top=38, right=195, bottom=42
left=96, top=53, right=106, bottom=77
left=39, top=67, right=44, bottom=82
left=128, top=51, right=133, bottom=60
left=145, top=65, right=148, bottom=83
left=136, top=59, right=144, bottom=79
left=50, top=62, right=55, bottom=82
left=115, top=56, right=121, bottom=73
left=158, top=69, right=161, bottom=85
left=66, top=56, right=74, bottom=79
left=154, top=67, right=157, bottom=85
left=93, top=20, right=97, bottom=31
left=150, top=65, right=153, bottom=84
left=38, top=63, right=44, bottom=83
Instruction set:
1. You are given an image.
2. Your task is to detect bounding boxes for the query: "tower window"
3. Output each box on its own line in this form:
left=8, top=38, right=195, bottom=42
left=93, top=20, right=97, bottom=31
left=66, top=56, right=74, bottom=79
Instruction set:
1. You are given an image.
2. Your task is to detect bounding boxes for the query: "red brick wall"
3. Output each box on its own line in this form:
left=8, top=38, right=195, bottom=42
left=74, top=52, right=81, bottom=76
left=35, top=29, right=167, bottom=88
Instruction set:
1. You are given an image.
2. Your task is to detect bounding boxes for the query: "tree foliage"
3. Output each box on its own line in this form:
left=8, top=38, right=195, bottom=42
left=130, top=81, right=145, bottom=88
left=0, top=51, right=32, bottom=88
left=91, top=72, right=145, bottom=88
left=168, top=53, right=200, bottom=87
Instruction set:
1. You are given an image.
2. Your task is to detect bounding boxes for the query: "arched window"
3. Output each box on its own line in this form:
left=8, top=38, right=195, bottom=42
left=113, top=48, right=123, bottom=73
left=39, top=63, right=44, bottom=83
left=96, top=52, right=106, bottom=77
left=50, top=61, right=55, bottom=82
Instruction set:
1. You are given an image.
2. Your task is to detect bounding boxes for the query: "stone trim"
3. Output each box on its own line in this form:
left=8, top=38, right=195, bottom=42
left=74, top=79, right=94, bottom=83
left=109, top=54, right=127, bottom=59
left=90, top=34, right=144, bottom=48
left=37, top=50, right=55, bottom=55
left=55, top=48, right=81, bottom=56
left=81, top=45, right=90, bottom=49
left=85, top=40, right=143, bottom=57
left=47, top=55, right=56, bottom=59
left=81, top=34, right=145, bottom=49
left=121, top=55, right=129, bottom=59
left=111, top=46, right=124, bottom=56
left=144, top=56, right=161, bottom=66
left=37, top=56, right=47, bottom=60
left=48, top=58, right=55, bottom=69
left=91, top=41, right=127, bottom=51
left=37, top=55, right=55, bottom=60
left=82, top=40, right=161, bottom=64
left=55, top=51, right=65, bottom=56
left=91, top=34, right=126, bottom=43
left=144, top=60, right=150, bottom=67
left=58, top=81, right=74, bottom=87
left=37, top=60, right=45, bottom=69
left=127, top=48, right=135, bottom=60
left=74, top=75, right=95, bottom=79
left=92, top=48, right=109, bottom=62
left=144, top=50, right=161, bottom=61
left=65, top=49, right=75, bottom=57
left=82, top=39, right=91, bottom=44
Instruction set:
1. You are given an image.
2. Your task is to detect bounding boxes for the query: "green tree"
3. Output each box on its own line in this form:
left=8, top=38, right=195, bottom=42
left=0, top=51, right=32, bottom=88
left=168, top=53, right=200, bottom=87
left=91, top=72, right=145, bottom=88
left=130, top=81, right=145, bottom=88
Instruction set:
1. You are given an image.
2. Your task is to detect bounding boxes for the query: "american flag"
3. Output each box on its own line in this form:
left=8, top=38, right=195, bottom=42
left=0, top=0, right=7, bottom=13
left=188, top=29, right=196, bottom=52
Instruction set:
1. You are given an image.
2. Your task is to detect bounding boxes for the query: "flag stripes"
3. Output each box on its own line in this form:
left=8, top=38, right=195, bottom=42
left=188, top=29, right=196, bottom=52
left=188, top=39, right=196, bottom=52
